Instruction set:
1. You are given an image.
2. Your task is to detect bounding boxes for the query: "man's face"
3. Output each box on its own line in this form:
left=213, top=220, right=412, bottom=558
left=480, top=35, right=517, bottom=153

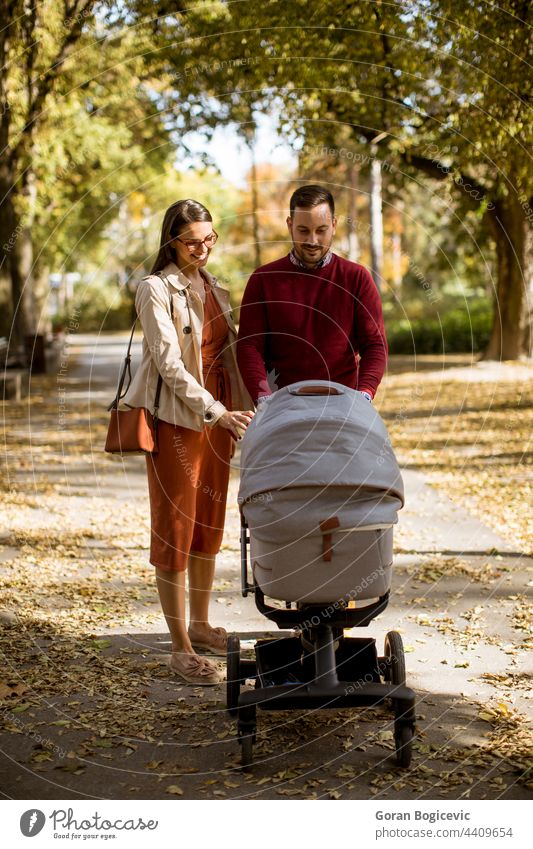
left=287, top=203, right=337, bottom=267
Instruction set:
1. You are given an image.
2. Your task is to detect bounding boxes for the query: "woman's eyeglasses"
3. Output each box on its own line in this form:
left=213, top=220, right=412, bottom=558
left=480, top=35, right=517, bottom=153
left=174, top=231, right=218, bottom=251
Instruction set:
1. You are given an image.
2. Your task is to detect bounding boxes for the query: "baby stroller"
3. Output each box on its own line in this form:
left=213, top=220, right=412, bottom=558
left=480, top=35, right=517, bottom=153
left=227, top=380, right=416, bottom=768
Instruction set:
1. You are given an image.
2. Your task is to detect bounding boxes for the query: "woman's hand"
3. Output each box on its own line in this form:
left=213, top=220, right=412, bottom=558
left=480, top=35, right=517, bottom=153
left=218, top=410, right=254, bottom=440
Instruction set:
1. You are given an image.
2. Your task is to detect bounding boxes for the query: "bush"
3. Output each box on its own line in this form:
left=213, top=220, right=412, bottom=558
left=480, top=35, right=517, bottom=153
left=68, top=278, right=133, bottom=332
left=387, top=303, right=492, bottom=354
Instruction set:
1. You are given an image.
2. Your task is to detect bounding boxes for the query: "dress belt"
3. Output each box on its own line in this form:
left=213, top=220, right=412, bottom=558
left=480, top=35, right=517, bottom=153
left=202, top=358, right=231, bottom=406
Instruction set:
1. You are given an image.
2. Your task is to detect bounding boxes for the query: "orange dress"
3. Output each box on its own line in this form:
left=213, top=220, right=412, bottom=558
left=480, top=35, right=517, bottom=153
left=145, top=282, right=233, bottom=571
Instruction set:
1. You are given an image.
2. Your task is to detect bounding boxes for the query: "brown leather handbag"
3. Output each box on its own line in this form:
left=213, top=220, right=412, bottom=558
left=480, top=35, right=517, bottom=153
left=104, top=322, right=163, bottom=455
left=104, top=279, right=171, bottom=455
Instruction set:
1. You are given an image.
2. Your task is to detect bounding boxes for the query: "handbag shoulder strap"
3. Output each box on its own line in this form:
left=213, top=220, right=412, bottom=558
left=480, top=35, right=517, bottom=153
left=106, top=321, right=136, bottom=412
left=107, top=273, right=173, bottom=412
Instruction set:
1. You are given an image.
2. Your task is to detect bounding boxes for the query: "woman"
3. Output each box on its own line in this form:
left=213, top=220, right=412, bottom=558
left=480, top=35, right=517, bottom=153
left=122, top=199, right=254, bottom=685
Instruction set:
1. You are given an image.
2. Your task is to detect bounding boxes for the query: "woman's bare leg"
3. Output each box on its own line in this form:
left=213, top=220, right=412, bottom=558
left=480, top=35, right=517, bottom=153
left=187, top=551, right=227, bottom=646
left=155, top=568, right=194, bottom=653
left=155, top=566, right=221, bottom=682
left=188, top=551, right=216, bottom=629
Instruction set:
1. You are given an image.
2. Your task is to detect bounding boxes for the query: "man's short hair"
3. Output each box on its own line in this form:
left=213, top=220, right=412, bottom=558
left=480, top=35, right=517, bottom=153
left=289, top=185, right=335, bottom=217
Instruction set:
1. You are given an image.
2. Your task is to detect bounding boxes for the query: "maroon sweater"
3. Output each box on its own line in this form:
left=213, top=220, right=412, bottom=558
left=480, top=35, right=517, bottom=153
left=236, top=253, right=387, bottom=402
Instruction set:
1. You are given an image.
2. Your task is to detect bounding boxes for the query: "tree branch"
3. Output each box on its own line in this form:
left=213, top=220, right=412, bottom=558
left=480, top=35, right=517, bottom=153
left=13, top=0, right=97, bottom=156
left=24, top=1, right=38, bottom=115
left=402, top=152, right=451, bottom=180
left=402, top=151, right=497, bottom=217
left=0, top=0, right=22, bottom=158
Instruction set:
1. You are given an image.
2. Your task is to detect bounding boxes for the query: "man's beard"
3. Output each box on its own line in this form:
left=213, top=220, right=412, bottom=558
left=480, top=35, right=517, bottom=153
left=293, top=240, right=332, bottom=266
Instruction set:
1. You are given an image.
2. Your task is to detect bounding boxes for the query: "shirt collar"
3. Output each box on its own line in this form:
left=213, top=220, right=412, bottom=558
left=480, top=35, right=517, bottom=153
left=289, top=248, right=333, bottom=270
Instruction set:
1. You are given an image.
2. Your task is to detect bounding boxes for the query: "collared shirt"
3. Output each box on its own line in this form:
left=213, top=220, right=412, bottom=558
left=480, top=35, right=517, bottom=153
left=289, top=248, right=333, bottom=270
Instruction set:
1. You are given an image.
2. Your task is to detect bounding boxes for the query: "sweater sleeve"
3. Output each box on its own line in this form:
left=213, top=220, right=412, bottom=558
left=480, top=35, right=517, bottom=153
left=354, top=268, right=388, bottom=397
left=236, top=272, right=272, bottom=403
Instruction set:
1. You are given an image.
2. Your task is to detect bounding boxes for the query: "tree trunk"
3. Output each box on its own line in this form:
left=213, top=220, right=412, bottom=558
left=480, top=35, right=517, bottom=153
left=0, top=161, right=38, bottom=354
left=0, top=187, right=16, bottom=338
left=11, top=221, right=36, bottom=334
left=33, top=261, right=51, bottom=336
left=249, top=146, right=261, bottom=269
left=0, top=191, right=34, bottom=354
left=391, top=199, right=404, bottom=291
left=369, top=148, right=383, bottom=288
left=524, top=221, right=533, bottom=356
left=347, top=164, right=360, bottom=261
left=484, top=193, right=532, bottom=360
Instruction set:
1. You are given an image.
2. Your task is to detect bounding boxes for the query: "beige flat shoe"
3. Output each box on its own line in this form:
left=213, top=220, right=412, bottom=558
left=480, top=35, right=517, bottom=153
left=166, top=652, right=223, bottom=685
left=188, top=626, right=228, bottom=656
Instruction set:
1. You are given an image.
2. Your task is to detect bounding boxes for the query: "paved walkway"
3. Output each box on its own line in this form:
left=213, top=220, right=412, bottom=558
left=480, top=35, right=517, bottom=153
left=0, top=335, right=531, bottom=800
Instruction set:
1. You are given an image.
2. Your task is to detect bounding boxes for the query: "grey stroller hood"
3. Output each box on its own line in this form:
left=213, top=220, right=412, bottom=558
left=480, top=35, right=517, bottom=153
left=239, top=380, right=404, bottom=526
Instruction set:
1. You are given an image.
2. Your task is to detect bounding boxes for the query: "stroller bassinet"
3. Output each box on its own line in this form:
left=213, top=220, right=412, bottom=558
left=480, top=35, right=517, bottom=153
left=238, top=380, right=405, bottom=604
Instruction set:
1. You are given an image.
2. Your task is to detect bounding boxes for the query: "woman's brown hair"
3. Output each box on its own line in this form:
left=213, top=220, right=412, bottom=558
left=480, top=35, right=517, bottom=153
left=151, top=199, right=213, bottom=274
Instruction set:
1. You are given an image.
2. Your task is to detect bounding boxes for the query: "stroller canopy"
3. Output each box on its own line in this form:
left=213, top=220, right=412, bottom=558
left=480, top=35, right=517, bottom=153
left=239, top=380, right=404, bottom=539
left=240, top=380, right=404, bottom=499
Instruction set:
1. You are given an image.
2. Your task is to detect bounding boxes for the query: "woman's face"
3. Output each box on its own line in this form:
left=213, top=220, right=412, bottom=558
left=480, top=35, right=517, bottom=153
left=171, top=220, right=216, bottom=270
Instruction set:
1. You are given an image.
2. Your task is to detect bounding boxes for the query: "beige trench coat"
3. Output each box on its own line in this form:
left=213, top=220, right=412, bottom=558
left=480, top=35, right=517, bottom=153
left=121, top=261, right=253, bottom=431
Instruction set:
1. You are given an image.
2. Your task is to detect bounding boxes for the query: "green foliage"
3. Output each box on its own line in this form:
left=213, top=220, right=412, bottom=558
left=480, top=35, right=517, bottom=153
left=3, top=0, right=529, bottom=356
left=67, top=278, right=132, bottom=332
left=31, top=24, right=172, bottom=272
left=147, top=0, right=531, bottom=357
left=387, top=300, right=493, bottom=355
left=1, top=0, right=178, bottom=342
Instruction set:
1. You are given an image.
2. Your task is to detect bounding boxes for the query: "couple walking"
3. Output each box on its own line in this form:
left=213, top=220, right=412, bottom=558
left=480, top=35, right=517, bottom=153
left=122, top=184, right=387, bottom=685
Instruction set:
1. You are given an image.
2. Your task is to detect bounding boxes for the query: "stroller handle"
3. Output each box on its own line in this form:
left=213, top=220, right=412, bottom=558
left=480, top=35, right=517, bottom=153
left=288, top=385, right=344, bottom=396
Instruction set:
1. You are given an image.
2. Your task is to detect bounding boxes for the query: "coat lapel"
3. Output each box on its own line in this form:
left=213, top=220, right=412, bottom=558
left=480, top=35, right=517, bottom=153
left=161, top=262, right=237, bottom=334
left=202, top=270, right=237, bottom=334
left=162, top=261, right=192, bottom=292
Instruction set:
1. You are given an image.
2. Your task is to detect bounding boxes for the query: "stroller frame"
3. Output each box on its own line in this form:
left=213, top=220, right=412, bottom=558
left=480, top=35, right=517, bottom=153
left=226, top=516, right=417, bottom=769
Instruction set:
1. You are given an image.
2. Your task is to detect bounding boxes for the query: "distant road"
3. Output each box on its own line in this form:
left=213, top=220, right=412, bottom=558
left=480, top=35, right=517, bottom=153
left=65, top=331, right=143, bottom=387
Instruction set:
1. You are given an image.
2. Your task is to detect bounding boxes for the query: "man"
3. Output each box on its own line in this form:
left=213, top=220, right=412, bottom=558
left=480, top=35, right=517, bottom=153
left=236, top=184, right=387, bottom=405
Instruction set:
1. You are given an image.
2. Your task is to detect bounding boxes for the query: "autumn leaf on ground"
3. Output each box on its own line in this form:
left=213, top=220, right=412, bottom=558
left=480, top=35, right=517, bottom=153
left=0, top=683, right=27, bottom=699
left=165, top=785, right=184, bottom=795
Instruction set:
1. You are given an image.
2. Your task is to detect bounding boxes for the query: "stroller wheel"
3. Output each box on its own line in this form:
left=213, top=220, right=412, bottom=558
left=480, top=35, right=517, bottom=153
left=384, top=631, right=406, bottom=686
left=395, top=724, right=413, bottom=768
left=226, top=636, right=241, bottom=717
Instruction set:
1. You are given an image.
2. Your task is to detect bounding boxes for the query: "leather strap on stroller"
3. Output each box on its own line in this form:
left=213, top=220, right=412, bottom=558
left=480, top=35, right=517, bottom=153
left=319, top=516, right=340, bottom=561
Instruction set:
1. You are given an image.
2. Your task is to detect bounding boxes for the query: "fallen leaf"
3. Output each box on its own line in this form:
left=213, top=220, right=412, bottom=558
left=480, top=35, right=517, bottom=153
left=165, top=785, right=184, bottom=795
